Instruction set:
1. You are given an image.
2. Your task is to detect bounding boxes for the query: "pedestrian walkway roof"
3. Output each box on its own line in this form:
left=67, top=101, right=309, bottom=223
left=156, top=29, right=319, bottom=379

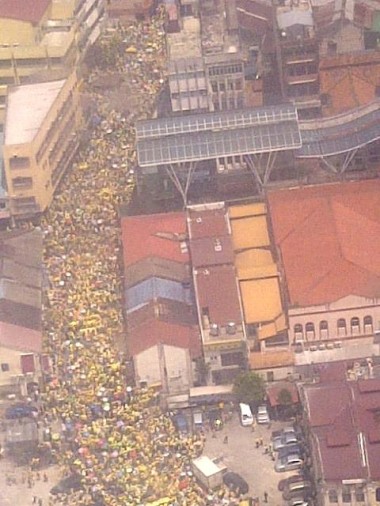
left=136, top=104, right=301, bottom=166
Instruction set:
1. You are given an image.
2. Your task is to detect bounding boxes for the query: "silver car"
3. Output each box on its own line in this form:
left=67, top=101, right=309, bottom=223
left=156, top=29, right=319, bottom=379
left=275, top=453, right=303, bottom=472
left=273, top=432, right=299, bottom=450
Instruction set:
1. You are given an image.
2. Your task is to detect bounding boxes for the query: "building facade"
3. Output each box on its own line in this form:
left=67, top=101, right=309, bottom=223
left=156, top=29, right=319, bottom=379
left=3, top=72, right=83, bottom=217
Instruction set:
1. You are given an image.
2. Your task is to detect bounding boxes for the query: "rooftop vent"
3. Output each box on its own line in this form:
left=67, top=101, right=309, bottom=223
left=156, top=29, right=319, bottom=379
left=226, top=322, right=236, bottom=335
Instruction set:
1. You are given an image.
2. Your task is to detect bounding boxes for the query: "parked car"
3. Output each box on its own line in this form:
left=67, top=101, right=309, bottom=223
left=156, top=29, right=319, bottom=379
left=50, top=474, right=82, bottom=495
left=278, top=473, right=305, bottom=491
left=288, top=498, right=310, bottom=506
left=283, top=481, right=312, bottom=500
left=275, top=454, right=303, bottom=473
left=223, top=472, right=249, bottom=495
left=272, top=426, right=299, bottom=440
left=5, top=403, right=38, bottom=419
left=278, top=444, right=303, bottom=459
left=273, top=432, right=300, bottom=450
left=257, top=405, right=270, bottom=424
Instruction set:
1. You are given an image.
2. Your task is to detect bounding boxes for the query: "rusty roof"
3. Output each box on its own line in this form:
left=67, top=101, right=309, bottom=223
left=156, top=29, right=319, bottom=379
left=320, top=51, right=380, bottom=116
left=187, top=207, right=230, bottom=239
left=194, top=265, right=243, bottom=326
left=267, top=180, right=380, bottom=307
left=190, top=235, right=234, bottom=267
left=303, top=376, right=380, bottom=481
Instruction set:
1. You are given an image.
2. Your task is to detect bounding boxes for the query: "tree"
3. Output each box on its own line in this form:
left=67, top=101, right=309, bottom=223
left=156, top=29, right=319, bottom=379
left=233, top=371, right=265, bottom=407
left=277, top=388, right=292, bottom=406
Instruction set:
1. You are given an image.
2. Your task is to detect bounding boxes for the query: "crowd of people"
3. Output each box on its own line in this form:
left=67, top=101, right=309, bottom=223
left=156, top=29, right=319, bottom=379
left=39, top=11, right=246, bottom=506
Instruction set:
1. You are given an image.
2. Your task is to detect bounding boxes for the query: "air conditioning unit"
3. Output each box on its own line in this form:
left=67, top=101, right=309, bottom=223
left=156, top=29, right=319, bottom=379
left=209, top=323, right=220, bottom=337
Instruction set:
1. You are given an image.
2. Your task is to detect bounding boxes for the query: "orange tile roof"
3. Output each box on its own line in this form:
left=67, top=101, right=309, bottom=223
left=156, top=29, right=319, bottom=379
left=267, top=180, right=380, bottom=307
left=320, top=52, right=380, bottom=116
left=249, top=350, right=294, bottom=369
left=121, top=212, right=188, bottom=268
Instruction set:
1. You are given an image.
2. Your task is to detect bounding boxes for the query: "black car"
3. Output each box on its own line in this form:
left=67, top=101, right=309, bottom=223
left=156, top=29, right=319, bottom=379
left=5, top=403, right=38, bottom=419
left=223, top=471, right=249, bottom=495
left=50, top=474, right=82, bottom=495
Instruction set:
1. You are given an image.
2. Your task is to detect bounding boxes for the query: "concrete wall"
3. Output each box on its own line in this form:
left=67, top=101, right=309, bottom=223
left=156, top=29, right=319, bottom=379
left=289, top=294, right=380, bottom=343
left=134, top=344, right=193, bottom=393
left=0, top=346, right=41, bottom=395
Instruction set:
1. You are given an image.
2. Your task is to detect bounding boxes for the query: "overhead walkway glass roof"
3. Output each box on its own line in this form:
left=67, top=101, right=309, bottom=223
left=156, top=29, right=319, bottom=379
left=136, top=104, right=301, bottom=167
left=298, top=106, right=380, bottom=157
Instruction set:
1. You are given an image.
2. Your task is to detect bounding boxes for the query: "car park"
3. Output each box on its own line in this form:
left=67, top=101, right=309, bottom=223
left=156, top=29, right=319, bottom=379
left=257, top=405, right=270, bottom=424
left=273, top=431, right=300, bottom=450
left=282, top=480, right=312, bottom=500
left=222, top=471, right=249, bottom=495
left=275, top=453, right=303, bottom=472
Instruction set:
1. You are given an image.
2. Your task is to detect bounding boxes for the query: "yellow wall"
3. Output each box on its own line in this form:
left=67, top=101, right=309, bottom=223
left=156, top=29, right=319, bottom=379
left=0, top=18, right=36, bottom=46
left=50, top=0, right=76, bottom=19
left=3, top=72, right=83, bottom=216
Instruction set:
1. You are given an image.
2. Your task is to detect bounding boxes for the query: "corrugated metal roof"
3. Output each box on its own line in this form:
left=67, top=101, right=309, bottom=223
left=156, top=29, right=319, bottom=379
left=126, top=277, right=192, bottom=310
left=231, top=215, right=270, bottom=250
left=240, top=277, right=283, bottom=324
left=195, top=265, right=243, bottom=325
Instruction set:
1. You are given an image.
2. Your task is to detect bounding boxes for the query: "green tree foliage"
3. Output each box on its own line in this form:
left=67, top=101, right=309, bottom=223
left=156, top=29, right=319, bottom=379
left=233, top=371, right=266, bottom=406
left=277, top=388, right=293, bottom=406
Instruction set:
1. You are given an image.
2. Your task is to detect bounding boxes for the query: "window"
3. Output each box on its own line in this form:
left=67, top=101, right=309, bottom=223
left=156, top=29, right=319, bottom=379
left=12, top=176, right=33, bottom=189
left=220, top=352, right=244, bottom=367
left=364, top=315, right=373, bottom=333
left=351, top=316, right=360, bottom=335
left=1, top=363, right=9, bottom=372
left=376, top=487, right=380, bottom=501
left=355, top=488, right=365, bottom=502
left=9, top=156, right=30, bottom=170
left=337, top=318, right=347, bottom=336
left=320, top=320, right=329, bottom=339
left=267, top=371, right=274, bottom=382
left=342, top=487, right=351, bottom=502
left=328, top=490, right=338, bottom=503
left=305, top=322, right=315, bottom=339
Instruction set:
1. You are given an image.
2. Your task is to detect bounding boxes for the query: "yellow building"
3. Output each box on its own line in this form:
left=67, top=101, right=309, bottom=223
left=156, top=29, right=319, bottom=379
left=3, top=72, right=83, bottom=217
left=0, top=0, right=106, bottom=123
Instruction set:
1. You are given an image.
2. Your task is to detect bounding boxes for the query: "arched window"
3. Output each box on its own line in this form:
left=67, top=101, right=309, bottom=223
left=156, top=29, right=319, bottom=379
left=294, top=323, right=303, bottom=342
left=351, top=317, right=360, bottom=335
left=319, top=320, right=329, bottom=339
left=364, top=315, right=373, bottom=334
left=305, top=322, right=315, bottom=340
left=337, top=318, right=347, bottom=337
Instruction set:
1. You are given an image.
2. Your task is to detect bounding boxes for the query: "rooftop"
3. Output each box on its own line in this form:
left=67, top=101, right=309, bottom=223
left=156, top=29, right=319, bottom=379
left=268, top=180, right=380, bottom=307
left=121, top=212, right=188, bottom=268
left=127, top=319, right=201, bottom=358
left=167, top=16, right=202, bottom=59
left=319, top=51, right=380, bottom=116
left=303, top=374, right=380, bottom=481
left=5, top=79, right=66, bottom=145
left=0, top=0, right=50, bottom=24
left=194, top=265, right=243, bottom=326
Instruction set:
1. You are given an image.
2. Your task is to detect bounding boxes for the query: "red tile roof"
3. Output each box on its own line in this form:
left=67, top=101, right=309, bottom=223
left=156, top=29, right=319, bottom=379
left=0, top=0, right=50, bottom=24
left=195, top=265, right=243, bottom=326
left=127, top=319, right=201, bottom=358
left=0, top=321, right=41, bottom=353
left=320, top=52, right=380, bottom=116
left=267, top=381, right=299, bottom=407
left=303, top=376, right=380, bottom=481
left=121, top=212, right=188, bottom=268
left=267, top=180, right=380, bottom=306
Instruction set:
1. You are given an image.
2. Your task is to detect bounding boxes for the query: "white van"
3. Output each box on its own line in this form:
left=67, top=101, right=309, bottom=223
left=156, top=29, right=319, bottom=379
left=239, top=402, right=254, bottom=426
